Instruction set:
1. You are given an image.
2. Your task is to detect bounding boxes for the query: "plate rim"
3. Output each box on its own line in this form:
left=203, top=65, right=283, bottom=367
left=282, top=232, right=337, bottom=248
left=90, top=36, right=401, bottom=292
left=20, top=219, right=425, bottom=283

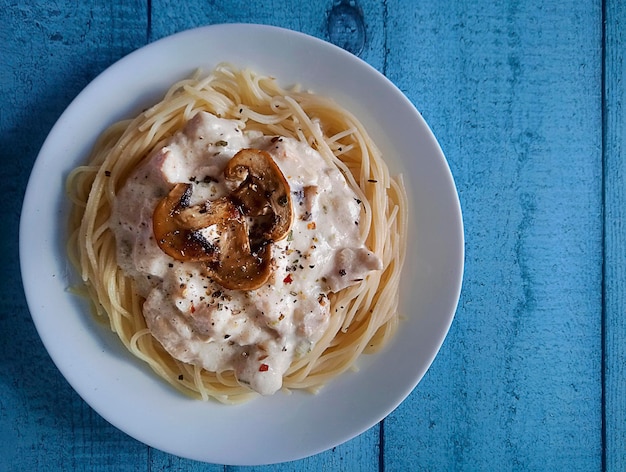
left=19, top=23, right=464, bottom=465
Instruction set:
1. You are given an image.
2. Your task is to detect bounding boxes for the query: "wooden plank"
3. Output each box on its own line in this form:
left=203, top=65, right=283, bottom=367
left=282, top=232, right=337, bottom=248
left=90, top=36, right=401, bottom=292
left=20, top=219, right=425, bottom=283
left=0, top=1, right=149, bottom=471
left=145, top=1, right=386, bottom=470
left=604, top=0, right=626, bottom=469
left=147, top=426, right=380, bottom=471
left=381, top=0, right=604, bottom=470
left=149, top=0, right=387, bottom=72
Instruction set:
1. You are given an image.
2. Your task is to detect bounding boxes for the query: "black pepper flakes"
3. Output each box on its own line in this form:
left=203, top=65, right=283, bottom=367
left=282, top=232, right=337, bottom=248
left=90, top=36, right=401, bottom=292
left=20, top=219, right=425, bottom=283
left=202, top=175, right=218, bottom=184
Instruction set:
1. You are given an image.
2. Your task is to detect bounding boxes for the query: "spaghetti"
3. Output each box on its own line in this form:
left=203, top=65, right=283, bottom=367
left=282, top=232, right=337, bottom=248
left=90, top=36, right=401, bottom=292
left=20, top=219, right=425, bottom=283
left=67, top=64, right=408, bottom=403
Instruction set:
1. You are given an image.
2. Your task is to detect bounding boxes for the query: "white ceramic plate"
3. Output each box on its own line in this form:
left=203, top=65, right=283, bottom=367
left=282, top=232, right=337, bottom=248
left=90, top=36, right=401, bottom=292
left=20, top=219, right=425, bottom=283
left=20, top=24, right=463, bottom=465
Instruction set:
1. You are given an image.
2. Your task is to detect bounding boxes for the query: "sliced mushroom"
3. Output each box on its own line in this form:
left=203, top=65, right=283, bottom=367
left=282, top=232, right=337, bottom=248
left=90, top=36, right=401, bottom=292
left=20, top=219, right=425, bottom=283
left=207, top=218, right=273, bottom=291
left=177, top=197, right=241, bottom=229
left=224, top=149, right=293, bottom=241
left=153, top=182, right=273, bottom=289
left=153, top=183, right=233, bottom=263
left=152, top=148, right=294, bottom=291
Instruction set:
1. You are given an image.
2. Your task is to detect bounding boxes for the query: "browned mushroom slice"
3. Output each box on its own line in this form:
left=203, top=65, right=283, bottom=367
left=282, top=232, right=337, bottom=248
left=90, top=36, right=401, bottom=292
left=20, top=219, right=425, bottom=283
left=223, top=148, right=293, bottom=241
left=177, top=197, right=241, bottom=229
left=154, top=182, right=272, bottom=289
left=153, top=183, right=231, bottom=263
left=207, top=218, right=273, bottom=291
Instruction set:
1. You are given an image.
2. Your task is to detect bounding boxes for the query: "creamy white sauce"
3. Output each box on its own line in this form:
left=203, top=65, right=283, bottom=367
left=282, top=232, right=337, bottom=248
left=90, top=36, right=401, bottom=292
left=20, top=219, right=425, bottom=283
left=111, top=112, right=381, bottom=395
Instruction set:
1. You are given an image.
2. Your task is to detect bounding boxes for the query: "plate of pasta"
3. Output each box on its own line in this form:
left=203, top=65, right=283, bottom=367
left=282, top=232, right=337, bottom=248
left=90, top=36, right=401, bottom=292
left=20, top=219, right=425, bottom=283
left=19, top=24, right=463, bottom=465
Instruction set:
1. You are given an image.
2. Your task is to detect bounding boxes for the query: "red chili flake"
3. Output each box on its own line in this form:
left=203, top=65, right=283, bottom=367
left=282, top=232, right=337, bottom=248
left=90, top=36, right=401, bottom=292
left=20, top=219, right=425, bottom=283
left=283, top=273, right=293, bottom=284
left=259, top=363, right=269, bottom=372
left=190, top=303, right=196, bottom=314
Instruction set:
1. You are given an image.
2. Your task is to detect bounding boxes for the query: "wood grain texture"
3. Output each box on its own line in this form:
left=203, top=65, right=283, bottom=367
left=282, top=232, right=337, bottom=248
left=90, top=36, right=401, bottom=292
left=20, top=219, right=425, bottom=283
left=604, top=0, right=626, bottom=470
left=0, top=1, right=150, bottom=471
left=148, top=4, right=386, bottom=469
left=381, top=0, right=603, bottom=470
left=0, top=0, right=612, bottom=470
left=149, top=0, right=386, bottom=71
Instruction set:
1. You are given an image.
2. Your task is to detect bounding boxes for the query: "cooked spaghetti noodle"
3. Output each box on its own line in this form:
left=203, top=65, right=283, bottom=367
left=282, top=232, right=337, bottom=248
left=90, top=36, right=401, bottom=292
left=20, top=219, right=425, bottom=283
left=67, top=64, right=408, bottom=403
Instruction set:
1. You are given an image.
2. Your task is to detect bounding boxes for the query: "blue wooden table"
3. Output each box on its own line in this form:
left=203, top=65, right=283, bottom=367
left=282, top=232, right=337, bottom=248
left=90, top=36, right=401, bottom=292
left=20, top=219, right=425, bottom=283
left=1, top=0, right=622, bottom=470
